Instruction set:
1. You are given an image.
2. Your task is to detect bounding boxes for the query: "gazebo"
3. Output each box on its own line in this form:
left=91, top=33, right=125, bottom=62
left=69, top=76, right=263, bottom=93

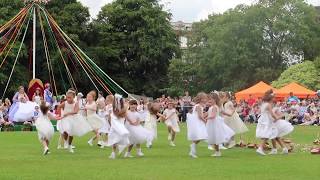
left=235, top=81, right=275, bottom=101
left=275, top=82, right=317, bottom=99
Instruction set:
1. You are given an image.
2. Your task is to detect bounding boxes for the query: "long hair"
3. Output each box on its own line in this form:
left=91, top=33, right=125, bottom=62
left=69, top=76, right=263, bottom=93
left=209, top=92, right=221, bottom=107
left=113, top=94, right=126, bottom=118
left=262, top=89, right=274, bottom=102
left=40, top=101, right=49, bottom=115
left=194, top=92, right=207, bottom=104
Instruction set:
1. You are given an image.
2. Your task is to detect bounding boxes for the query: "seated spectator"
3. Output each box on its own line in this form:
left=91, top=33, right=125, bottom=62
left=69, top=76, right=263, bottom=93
left=300, top=110, right=317, bottom=126
left=288, top=108, right=299, bottom=125
left=287, top=92, right=300, bottom=104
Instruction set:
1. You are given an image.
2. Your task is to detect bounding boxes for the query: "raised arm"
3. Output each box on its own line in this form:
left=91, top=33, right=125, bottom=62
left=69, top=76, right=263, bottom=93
left=267, top=104, right=280, bottom=121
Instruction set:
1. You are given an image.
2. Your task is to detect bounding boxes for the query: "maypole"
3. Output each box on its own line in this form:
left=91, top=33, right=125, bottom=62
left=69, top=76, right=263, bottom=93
left=0, top=0, right=133, bottom=99
left=32, top=6, right=36, bottom=79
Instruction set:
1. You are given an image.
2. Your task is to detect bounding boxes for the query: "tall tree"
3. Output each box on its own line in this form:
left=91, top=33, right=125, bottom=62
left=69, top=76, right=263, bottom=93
left=90, top=0, right=179, bottom=97
left=169, top=0, right=320, bottom=94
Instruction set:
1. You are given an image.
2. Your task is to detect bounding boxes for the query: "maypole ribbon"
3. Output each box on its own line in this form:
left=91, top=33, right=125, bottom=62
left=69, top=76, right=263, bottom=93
left=2, top=7, right=33, bottom=99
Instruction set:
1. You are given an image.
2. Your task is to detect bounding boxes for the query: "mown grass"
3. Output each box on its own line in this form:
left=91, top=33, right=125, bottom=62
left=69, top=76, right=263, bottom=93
left=0, top=124, right=320, bottom=180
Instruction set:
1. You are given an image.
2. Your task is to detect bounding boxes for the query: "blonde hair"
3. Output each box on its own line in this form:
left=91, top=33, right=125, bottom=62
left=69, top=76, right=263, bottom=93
left=66, top=88, right=76, bottom=97
left=209, top=92, right=221, bottom=107
left=194, top=92, right=207, bottom=104
left=106, top=95, right=114, bottom=103
left=148, top=102, right=160, bottom=115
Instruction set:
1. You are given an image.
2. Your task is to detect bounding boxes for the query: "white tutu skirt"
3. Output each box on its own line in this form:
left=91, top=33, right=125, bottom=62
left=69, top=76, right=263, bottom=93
left=126, top=123, right=154, bottom=145
left=13, top=101, right=37, bottom=122
left=224, top=112, right=248, bottom=134
left=207, top=116, right=235, bottom=145
left=256, top=115, right=278, bottom=139
left=98, top=111, right=110, bottom=134
left=87, top=114, right=104, bottom=130
left=59, top=114, right=92, bottom=137
left=107, top=119, right=130, bottom=146
left=165, top=118, right=180, bottom=133
left=274, top=120, right=294, bottom=137
left=187, top=113, right=208, bottom=141
left=35, top=118, right=54, bottom=141
left=144, top=120, right=157, bottom=140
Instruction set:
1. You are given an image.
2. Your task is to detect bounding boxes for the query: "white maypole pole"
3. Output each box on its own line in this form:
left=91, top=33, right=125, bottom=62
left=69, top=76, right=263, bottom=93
left=32, top=5, right=36, bottom=79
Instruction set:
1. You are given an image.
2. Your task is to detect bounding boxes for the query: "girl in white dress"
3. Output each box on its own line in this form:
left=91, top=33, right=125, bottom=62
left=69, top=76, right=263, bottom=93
left=144, top=102, right=162, bottom=148
left=268, top=106, right=294, bottom=154
left=206, top=93, right=235, bottom=157
left=58, top=89, right=92, bottom=153
left=107, top=94, right=130, bottom=159
left=35, top=102, right=60, bottom=155
left=137, top=99, right=149, bottom=122
left=86, top=91, right=104, bottom=146
left=221, top=92, right=248, bottom=148
left=124, top=100, right=153, bottom=158
left=163, top=101, right=180, bottom=147
left=99, top=95, right=114, bottom=148
left=32, top=88, right=43, bottom=105
left=256, top=90, right=280, bottom=156
left=187, top=92, right=208, bottom=158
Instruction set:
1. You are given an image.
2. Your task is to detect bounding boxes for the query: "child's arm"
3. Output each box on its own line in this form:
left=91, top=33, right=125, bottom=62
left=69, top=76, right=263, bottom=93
left=64, top=102, right=80, bottom=117
left=48, top=113, right=62, bottom=121
left=221, top=110, right=232, bottom=117
left=126, top=113, right=139, bottom=126
left=157, top=113, right=166, bottom=122
left=196, top=106, right=206, bottom=123
left=85, top=103, right=97, bottom=111
left=207, top=107, right=217, bottom=120
left=267, top=104, right=280, bottom=121
left=165, top=111, right=176, bottom=120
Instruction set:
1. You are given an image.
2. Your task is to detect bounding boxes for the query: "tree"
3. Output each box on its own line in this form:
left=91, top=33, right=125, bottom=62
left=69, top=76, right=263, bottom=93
left=90, top=0, right=180, bottom=97
left=172, top=0, right=320, bottom=93
left=272, top=61, right=320, bottom=90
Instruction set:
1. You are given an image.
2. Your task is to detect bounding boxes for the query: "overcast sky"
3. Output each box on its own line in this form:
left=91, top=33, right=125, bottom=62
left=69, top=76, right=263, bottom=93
left=79, top=0, right=320, bottom=22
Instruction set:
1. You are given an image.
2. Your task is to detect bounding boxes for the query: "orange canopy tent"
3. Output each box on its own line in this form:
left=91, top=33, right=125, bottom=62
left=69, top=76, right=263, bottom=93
left=275, top=82, right=317, bottom=99
left=235, top=81, right=275, bottom=101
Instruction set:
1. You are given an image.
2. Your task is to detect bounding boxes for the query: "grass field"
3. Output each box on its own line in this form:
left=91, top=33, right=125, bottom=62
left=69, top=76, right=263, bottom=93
left=0, top=124, right=320, bottom=180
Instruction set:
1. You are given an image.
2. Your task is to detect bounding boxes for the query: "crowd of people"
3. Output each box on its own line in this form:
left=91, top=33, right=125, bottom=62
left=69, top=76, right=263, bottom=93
left=236, top=93, right=320, bottom=126
left=2, top=84, right=319, bottom=157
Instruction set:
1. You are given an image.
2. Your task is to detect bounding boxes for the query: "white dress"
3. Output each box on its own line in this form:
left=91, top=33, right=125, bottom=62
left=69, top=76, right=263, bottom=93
left=207, top=106, right=235, bottom=145
left=186, top=104, right=208, bottom=141
left=273, top=107, right=294, bottom=137
left=125, top=111, right=153, bottom=145
left=86, top=103, right=104, bottom=130
left=144, top=112, right=158, bottom=140
left=107, top=113, right=130, bottom=146
left=35, top=113, right=54, bottom=141
left=34, top=95, right=41, bottom=105
left=138, top=104, right=148, bottom=122
left=13, top=101, right=37, bottom=122
left=59, top=102, right=92, bottom=137
left=163, top=108, right=180, bottom=133
left=256, top=103, right=278, bottom=139
left=223, top=101, right=248, bottom=134
left=78, top=98, right=86, bottom=116
left=98, top=104, right=112, bottom=134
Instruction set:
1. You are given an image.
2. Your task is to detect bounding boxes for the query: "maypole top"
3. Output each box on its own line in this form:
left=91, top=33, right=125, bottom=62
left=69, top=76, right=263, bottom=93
left=24, top=0, right=51, bottom=5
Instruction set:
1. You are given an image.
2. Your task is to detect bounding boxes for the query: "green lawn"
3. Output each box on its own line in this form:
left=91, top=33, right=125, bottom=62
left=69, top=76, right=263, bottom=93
left=0, top=124, right=320, bottom=180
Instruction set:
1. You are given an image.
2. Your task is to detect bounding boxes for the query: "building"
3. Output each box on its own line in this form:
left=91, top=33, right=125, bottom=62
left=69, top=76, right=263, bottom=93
left=171, top=21, right=192, bottom=49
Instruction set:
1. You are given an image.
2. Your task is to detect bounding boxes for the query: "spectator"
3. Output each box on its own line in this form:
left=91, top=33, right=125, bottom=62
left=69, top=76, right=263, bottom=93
left=247, top=94, right=256, bottom=107
left=182, top=91, right=191, bottom=122
left=287, top=92, right=300, bottom=104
